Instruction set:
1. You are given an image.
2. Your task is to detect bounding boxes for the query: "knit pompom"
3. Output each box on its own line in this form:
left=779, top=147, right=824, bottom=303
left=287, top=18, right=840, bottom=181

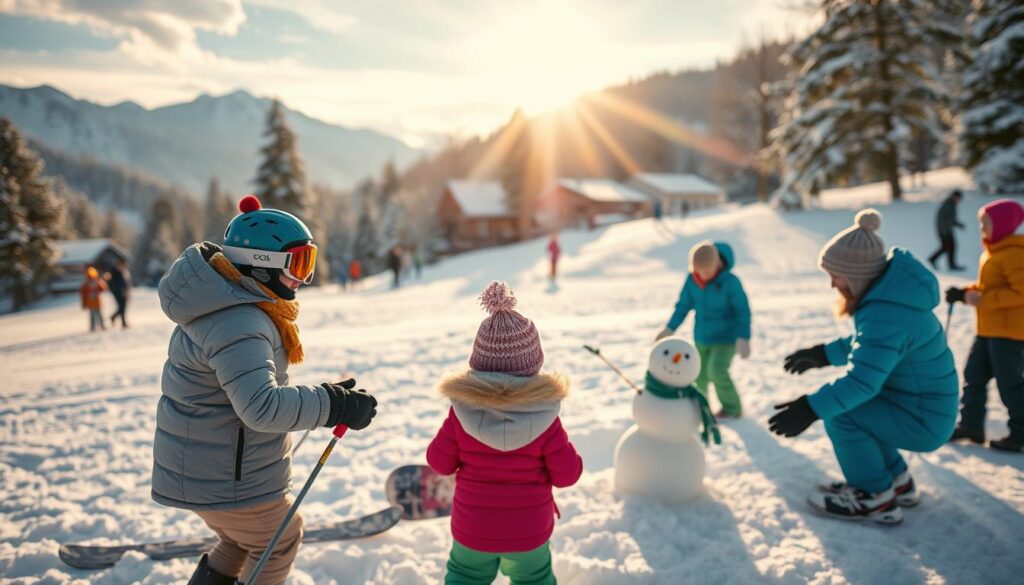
left=479, top=281, right=517, bottom=314
left=239, top=195, right=262, bottom=213
left=855, top=208, right=882, bottom=232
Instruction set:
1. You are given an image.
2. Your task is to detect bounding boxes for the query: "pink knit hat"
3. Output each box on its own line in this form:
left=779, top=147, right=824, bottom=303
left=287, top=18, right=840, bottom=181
left=980, top=199, right=1024, bottom=244
left=469, top=281, right=544, bottom=377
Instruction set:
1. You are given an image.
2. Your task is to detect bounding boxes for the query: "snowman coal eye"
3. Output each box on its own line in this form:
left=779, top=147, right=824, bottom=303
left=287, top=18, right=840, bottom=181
left=685, top=353, right=690, bottom=359
left=663, top=350, right=669, bottom=356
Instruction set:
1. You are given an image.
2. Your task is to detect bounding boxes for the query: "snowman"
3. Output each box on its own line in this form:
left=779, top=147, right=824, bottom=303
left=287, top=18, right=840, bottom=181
left=613, top=336, right=720, bottom=503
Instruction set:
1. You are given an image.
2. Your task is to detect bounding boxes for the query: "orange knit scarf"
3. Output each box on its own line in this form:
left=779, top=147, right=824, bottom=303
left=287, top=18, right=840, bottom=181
left=210, top=253, right=304, bottom=364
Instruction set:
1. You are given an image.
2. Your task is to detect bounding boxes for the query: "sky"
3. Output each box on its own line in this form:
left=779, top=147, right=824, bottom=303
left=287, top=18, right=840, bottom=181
left=0, top=1, right=815, bottom=148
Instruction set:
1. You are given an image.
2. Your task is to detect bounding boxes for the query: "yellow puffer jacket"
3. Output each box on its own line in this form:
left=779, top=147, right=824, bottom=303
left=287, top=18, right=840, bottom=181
left=970, top=234, right=1024, bottom=340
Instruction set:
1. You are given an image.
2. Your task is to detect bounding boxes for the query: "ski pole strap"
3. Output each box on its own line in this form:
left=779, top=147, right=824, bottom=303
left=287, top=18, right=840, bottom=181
left=643, top=373, right=721, bottom=446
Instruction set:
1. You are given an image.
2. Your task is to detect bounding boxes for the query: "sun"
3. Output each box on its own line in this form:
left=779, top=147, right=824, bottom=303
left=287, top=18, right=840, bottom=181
left=467, top=1, right=608, bottom=115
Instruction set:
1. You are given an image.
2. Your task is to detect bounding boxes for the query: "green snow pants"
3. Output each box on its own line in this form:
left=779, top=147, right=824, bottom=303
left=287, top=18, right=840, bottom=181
left=445, top=540, right=556, bottom=585
left=695, top=342, right=741, bottom=416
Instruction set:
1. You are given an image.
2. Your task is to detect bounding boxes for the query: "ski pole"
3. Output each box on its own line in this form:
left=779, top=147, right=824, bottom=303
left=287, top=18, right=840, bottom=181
left=292, top=429, right=311, bottom=455
left=944, top=303, right=954, bottom=338
left=245, top=424, right=348, bottom=585
left=583, top=345, right=642, bottom=394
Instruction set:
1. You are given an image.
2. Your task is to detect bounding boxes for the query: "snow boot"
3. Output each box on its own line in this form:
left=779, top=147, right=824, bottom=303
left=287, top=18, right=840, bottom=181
left=807, top=486, right=903, bottom=525
left=989, top=436, right=1024, bottom=453
left=949, top=425, right=985, bottom=444
left=817, top=471, right=920, bottom=507
left=187, top=554, right=237, bottom=585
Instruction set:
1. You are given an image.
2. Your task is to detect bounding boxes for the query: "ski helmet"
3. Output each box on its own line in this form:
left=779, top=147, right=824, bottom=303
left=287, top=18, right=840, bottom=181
left=221, top=195, right=316, bottom=299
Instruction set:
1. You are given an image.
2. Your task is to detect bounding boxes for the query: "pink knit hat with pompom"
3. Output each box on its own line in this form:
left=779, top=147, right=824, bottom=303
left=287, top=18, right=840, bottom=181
left=469, top=281, right=545, bottom=377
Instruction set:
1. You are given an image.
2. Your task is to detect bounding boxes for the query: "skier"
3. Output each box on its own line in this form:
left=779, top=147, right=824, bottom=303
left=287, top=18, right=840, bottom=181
left=427, top=281, right=582, bottom=585
left=772, top=209, right=957, bottom=524
left=928, top=189, right=966, bottom=271
left=547, top=233, right=561, bottom=281
left=152, top=195, right=379, bottom=585
left=388, top=245, right=402, bottom=289
left=947, top=198, right=1024, bottom=452
left=349, top=258, right=362, bottom=290
left=80, top=266, right=107, bottom=332
left=656, top=240, right=752, bottom=418
left=107, top=258, right=131, bottom=328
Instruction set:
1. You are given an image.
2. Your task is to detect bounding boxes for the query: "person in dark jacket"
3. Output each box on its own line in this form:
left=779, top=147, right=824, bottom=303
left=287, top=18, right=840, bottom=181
left=928, top=190, right=966, bottom=271
left=154, top=195, right=379, bottom=585
left=388, top=245, right=402, bottom=289
left=107, top=259, right=131, bottom=328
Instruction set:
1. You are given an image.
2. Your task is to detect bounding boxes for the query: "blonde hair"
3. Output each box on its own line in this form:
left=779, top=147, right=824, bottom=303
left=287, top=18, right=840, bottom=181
left=689, top=241, right=720, bottom=272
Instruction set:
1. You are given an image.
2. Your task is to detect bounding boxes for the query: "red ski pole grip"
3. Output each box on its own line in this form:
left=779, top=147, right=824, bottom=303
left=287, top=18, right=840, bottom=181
left=332, top=424, right=349, bottom=438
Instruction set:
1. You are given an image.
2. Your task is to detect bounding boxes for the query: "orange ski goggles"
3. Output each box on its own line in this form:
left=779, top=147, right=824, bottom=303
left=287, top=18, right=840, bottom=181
left=223, top=243, right=318, bottom=284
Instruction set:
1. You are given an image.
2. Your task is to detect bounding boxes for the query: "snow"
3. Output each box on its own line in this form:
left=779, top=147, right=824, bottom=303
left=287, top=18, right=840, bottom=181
left=558, top=179, right=650, bottom=203
left=446, top=180, right=513, bottom=218
left=2, top=171, right=1023, bottom=584
left=630, top=174, right=723, bottom=197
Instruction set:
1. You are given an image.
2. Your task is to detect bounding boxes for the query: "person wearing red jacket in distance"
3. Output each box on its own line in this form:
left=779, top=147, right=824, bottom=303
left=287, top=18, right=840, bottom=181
left=428, top=281, right=583, bottom=585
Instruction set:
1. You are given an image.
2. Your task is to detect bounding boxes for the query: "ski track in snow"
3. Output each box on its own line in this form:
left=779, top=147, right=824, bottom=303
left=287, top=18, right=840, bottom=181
left=2, top=177, right=1023, bottom=584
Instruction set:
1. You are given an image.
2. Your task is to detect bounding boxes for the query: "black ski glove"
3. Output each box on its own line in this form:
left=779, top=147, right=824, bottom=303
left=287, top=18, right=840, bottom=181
left=783, top=344, right=829, bottom=375
left=322, top=379, right=378, bottom=430
left=945, top=287, right=966, bottom=304
left=768, top=396, right=819, bottom=438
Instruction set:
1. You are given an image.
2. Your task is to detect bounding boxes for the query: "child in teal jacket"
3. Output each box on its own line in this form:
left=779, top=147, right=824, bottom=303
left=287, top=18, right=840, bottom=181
left=657, top=240, right=752, bottom=417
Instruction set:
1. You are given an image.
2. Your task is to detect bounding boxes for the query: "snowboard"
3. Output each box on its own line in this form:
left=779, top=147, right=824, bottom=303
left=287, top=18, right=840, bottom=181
left=59, top=506, right=401, bottom=570
left=385, top=464, right=455, bottom=520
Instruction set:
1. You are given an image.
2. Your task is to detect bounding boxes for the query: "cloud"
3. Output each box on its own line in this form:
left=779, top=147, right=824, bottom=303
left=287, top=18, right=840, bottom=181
left=246, top=0, right=355, bottom=35
left=0, top=0, right=246, bottom=53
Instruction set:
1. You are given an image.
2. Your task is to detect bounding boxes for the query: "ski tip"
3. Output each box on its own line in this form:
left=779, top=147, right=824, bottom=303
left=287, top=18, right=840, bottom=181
left=59, top=544, right=121, bottom=570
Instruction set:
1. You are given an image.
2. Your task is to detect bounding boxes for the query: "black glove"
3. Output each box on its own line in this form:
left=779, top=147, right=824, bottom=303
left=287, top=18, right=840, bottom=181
left=198, top=241, right=223, bottom=262
left=768, top=396, right=819, bottom=438
left=783, top=344, right=829, bottom=375
left=322, top=379, right=378, bottom=430
left=945, top=287, right=966, bottom=304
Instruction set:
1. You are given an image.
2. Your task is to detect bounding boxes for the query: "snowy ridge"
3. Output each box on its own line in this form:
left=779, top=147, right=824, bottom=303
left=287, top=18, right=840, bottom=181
left=1, top=177, right=1022, bottom=584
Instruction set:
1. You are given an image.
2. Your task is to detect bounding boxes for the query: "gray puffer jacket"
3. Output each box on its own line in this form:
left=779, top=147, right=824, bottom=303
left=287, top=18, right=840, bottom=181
left=151, top=245, right=331, bottom=511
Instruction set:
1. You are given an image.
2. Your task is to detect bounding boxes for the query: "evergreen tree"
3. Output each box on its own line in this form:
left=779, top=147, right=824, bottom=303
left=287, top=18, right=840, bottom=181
left=377, top=161, right=402, bottom=248
left=0, top=117, right=64, bottom=310
left=960, top=0, right=1024, bottom=193
left=350, top=178, right=381, bottom=272
left=102, top=207, right=134, bottom=251
left=770, top=0, right=961, bottom=202
left=178, top=198, right=203, bottom=250
left=203, top=178, right=236, bottom=243
left=53, top=179, right=101, bottom=239
left=131, top=196, right=179, bottom=287
left=254, top=100, right=310, bottom=218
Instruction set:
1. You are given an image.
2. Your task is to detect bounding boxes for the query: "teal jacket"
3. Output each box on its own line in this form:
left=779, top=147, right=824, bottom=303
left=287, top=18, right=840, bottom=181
left=808, top=249, right=959, bottom=428
left=666, top=242, right=752, bottom=345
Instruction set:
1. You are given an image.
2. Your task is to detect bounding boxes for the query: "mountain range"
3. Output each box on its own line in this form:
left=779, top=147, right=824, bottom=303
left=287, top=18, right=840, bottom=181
left=0, top=84, right=419, bottom=195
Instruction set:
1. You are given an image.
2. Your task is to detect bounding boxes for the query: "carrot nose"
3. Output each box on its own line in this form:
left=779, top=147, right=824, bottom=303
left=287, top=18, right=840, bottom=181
left=672, top=352, right=682, bottom=364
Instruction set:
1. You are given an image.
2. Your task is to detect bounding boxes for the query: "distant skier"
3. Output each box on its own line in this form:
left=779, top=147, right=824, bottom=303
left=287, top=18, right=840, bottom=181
left=427, top=281, right=582, bottom=585
left=928, top=189, right=966, bottom=271
left=947, top=199, right=1024, bottom=452
left=349, top=258, right=362, bottom=290
left=388, top=245, right=403, bottom=289
left=80, top=266, right=107, bottom=332
left=106, top=258, right=131, bottom=328
left=772, top=209, right=957, bottom=524
left=152, top=195, right=378, bottom=585
left=656, top=240, right=751, bottom=418
left=547, top=233, right=561, bottom=281
left=413, top=246, right=424, bottom=279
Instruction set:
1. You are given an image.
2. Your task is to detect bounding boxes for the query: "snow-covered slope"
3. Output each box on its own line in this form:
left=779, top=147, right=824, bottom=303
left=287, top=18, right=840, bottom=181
left=2, top=175, right=1021, bottom=584
left=0, top=84, right=419, bottom=194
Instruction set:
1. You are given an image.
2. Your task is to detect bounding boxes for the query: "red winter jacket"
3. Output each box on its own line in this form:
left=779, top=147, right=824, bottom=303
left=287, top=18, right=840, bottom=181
left=427, top=370, right=582, bottom=553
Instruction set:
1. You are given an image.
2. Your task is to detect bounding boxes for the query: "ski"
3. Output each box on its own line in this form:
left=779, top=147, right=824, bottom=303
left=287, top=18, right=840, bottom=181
left=385, top=464, right=455, bottom=520
left=58, top=506, right=401, bottom=570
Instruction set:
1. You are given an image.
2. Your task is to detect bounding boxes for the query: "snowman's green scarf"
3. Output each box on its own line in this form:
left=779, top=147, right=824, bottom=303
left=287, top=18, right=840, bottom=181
left=643, top=372, right=722, bottom=446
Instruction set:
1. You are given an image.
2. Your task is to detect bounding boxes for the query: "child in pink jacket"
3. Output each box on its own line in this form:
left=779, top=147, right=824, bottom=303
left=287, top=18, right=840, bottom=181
left=428, top=281, right=583, bottom=585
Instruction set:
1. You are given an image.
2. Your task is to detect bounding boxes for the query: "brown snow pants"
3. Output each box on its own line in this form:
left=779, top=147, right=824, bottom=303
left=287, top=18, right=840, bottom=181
left=194, top=497, right=303, bottom=585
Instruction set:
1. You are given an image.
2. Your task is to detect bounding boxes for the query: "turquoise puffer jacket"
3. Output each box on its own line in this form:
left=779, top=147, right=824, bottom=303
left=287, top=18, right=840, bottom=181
left=666, top=242, right=752, bottom=345
left=152, top=245, right=331, bottom=511
left=808, top=248, right=959, bottom=432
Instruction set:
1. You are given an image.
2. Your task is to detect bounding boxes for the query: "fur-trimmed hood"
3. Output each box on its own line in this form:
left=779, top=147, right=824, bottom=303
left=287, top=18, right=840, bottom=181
left=438, top=370, right=569, bottom=451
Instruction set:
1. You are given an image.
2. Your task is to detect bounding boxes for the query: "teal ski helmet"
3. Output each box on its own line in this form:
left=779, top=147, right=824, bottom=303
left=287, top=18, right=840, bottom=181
left=221, top=195, right=315, bottom=300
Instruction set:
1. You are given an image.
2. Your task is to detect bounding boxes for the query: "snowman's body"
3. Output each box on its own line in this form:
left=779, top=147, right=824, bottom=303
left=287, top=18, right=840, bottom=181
left=613, top=337, right=707, bottom=502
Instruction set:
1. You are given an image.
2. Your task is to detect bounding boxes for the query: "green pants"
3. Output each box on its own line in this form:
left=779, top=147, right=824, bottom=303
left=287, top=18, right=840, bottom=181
left=695, top=342, right=741, bottom=416
left=445, top=540, right=556, bottom=585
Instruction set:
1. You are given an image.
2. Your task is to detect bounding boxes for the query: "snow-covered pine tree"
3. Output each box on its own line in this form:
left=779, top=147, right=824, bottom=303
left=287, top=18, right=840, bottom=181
left=770, top=0, right=961, bottom=203
left=203, top=178, right=235, bottom=243
left=53, top=179, right=101, bottom=239
left=0, top=117, right=64, bottom=310
left=960, top=0, right=1024, bottom=193
left=102, top=207, right=134, bottom=251
left=131, top=196, right=179, bottom=287
left=350, top=178, right=381, bottom=273
left=254, top=100, right=310, bottom=218
left=376, top=161, right=402, bottom=249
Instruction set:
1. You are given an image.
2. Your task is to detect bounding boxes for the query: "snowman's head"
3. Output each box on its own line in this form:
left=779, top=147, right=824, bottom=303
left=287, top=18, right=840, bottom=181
left=648, top=337, right=700, bottom=387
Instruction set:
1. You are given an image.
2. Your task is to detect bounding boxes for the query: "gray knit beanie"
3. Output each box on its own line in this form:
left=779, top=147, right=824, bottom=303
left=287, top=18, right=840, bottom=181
left=818, top=209, right=887, bottom=298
